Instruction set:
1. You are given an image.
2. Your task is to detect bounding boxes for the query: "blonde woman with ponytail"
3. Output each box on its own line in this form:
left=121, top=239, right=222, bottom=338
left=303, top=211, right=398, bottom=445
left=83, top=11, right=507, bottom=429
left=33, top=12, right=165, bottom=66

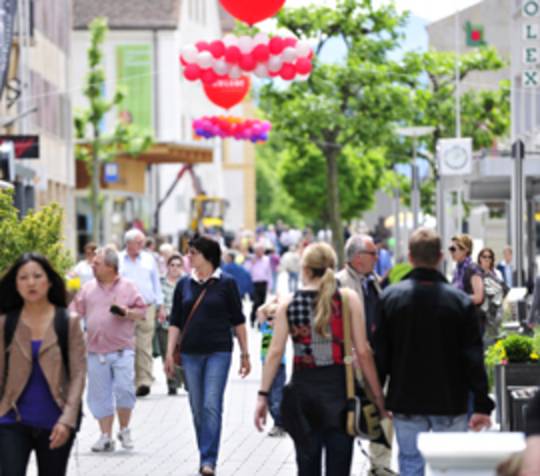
left=254, top=242, right=386, bottom=476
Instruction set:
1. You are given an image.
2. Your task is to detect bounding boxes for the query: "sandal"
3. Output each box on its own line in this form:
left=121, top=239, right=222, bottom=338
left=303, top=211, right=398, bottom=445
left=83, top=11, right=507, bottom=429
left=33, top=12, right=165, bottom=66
left=200, top=465, right=215, bottom=476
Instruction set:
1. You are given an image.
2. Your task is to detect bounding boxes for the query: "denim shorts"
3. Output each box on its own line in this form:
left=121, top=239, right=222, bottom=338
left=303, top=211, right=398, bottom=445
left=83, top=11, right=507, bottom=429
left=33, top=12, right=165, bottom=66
left=87, top=350, right=136, bottom=419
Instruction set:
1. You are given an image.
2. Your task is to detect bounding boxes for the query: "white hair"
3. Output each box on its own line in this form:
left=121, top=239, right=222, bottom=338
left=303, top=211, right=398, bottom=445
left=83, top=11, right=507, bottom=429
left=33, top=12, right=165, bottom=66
left=159, top=243, right=175, bottom=255
left=344, top=234, right=373, bottom=262
left=96, top=245, right=119, bottom=271
left=124, top=228, right=145, bottom=243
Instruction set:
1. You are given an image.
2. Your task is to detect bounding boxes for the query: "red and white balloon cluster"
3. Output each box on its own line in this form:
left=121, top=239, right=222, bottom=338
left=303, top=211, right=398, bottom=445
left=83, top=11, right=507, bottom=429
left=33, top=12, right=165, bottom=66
left=193, top=116, right=272, bottom=142
left=181, top=33, right=313, bottom=84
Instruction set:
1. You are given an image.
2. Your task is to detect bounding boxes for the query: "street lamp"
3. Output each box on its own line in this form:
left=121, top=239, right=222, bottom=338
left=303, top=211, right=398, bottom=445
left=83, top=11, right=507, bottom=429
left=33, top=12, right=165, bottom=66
left=396, top=126, right=436, bottom=230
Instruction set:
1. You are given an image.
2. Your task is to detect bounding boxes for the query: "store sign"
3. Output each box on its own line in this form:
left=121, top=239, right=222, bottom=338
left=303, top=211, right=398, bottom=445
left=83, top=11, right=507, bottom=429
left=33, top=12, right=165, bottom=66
left=0, top=135, right=39, bottom=159
left=104, top=162, right=119, bottom=184
left=0, top=0, right=17, bottom=98
left=438, top=138, right=473, bottom=177
left=465, top=21, right=487, bottom=47
left=522, top=0, right=540, bottom=88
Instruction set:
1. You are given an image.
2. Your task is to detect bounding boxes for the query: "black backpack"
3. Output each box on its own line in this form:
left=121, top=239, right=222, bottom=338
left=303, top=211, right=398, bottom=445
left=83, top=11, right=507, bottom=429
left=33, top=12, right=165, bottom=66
left=2, top=307, right=83, bottom=431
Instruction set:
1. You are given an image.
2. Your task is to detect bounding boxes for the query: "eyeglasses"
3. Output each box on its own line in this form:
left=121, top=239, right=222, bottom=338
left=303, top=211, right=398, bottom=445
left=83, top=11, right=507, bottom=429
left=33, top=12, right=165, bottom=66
left=358, top=250, right=378, bottom=257
left=168, top=263, right=183, bottom=268
left=480, top=255, right=494, bottom=260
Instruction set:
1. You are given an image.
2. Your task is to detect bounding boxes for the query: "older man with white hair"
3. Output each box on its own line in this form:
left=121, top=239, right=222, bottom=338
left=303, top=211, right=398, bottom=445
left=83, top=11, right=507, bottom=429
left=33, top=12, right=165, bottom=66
left=119, top=229, right=164, bottom=397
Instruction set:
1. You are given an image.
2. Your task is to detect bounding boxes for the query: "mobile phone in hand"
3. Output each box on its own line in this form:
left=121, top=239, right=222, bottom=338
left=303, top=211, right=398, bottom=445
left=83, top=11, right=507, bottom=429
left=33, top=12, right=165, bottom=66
left=110, top=304, right=127, bottom=317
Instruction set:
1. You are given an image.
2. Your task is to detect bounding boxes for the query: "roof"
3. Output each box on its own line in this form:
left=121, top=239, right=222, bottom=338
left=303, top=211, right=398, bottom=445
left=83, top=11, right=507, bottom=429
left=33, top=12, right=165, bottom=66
left=73, top=0, right=181, bottom=30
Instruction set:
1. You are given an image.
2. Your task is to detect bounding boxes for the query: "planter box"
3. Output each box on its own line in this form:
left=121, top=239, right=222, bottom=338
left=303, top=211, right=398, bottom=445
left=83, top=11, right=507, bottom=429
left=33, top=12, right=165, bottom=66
left=494, top=363, right=540, bottom=430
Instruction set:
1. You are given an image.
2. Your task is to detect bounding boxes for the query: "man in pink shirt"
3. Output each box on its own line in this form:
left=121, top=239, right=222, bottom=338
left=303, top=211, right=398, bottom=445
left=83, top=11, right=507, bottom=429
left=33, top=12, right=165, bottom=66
left=245, top=243, right=273, bottom=327
left=70, top=245, right=146, bottom=453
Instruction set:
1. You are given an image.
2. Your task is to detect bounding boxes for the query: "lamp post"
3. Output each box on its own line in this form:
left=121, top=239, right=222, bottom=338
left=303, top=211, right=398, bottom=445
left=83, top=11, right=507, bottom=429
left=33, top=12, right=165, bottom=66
left=396, top=126, right=436, bottom=230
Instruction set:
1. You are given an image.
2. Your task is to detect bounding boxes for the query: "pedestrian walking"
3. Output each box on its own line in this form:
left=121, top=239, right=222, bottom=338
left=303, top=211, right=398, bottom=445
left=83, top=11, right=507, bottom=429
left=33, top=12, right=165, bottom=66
left=158, top=253, right=185, bottom=395
left=255, top=242, right=386, bottom=476
left=268, top=247, right=281, bottom=295
left=521, top=390, right=540, bottom=475
left=280, top=245, right=301, bottom=293
left=165, top=236, right=250, bottom=476
left=70, top=246, right=146, bottom=452
left=119, top=229, right=164, bottom=398
left=256, top=299, right=286, bottom=438
left=222, top=250, right=254, bottom=302
left=449, top=234, right=485, bottom=333
left=336, top=234, right=392, bottom=475
left=71, top=241, right=98, bottom=286
left=496, top=245, right=514, bottom=288
left=375, top=228, right=494, bottom=476
left=0, top=253, right=86, bottom=476
left=477, top=247, right=507, bottom=346
left=245, top=243, right=272, bottom=327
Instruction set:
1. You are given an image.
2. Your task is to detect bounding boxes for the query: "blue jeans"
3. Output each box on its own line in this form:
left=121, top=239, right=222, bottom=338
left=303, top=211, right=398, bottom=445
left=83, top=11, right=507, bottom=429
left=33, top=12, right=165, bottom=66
left=393, top=413, right=468, bottom=476
left=268, top=364, right=286, bottom=427
left=181, top=352, right=232, bottom=469
left=288, top=272, right=299, bottom=292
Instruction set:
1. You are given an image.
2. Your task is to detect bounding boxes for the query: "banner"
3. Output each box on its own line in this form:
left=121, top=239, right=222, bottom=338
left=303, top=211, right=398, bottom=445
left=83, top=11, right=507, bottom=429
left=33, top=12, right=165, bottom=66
left=0, top=135, right=40, bottom=159
left=0, top=0, right=17, bottom=99
left=116, top=44, right=153, bottom=131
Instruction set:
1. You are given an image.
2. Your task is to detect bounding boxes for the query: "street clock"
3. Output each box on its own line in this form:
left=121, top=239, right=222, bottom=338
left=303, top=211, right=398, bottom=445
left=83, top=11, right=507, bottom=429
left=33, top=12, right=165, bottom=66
left=437, top=138, right=473, bottom=176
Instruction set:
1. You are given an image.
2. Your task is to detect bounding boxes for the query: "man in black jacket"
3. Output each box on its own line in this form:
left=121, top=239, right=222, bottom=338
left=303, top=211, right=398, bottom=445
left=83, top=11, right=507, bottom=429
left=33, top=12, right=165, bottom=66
left=375, top=228, right=494, bottom=476
left=521, top=390, right=540, bottom=475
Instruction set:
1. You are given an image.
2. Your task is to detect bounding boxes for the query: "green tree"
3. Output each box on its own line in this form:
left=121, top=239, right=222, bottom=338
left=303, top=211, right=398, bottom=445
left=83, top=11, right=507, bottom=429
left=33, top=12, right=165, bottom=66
left=259, top=0, right=411, bottom=264
left=0, top=190, right=72, bottom=275
left=74, top=17, right=152, bottom=242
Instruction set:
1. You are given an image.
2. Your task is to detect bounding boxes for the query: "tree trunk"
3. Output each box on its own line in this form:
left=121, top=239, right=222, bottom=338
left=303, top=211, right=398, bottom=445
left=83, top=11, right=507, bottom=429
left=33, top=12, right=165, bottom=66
left=325, top=148, right=344, bottom=267
left=90, top=131, right=101, bottom=243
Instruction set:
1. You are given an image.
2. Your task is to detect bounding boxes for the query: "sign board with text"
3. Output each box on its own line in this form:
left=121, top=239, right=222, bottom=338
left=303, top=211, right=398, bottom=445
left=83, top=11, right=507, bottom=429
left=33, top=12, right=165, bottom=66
left=0, top=135, right=40, bottom=159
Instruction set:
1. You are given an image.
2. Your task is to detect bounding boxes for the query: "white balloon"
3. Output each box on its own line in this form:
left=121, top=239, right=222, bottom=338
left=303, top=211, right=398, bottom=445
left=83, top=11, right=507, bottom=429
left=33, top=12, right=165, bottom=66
left=254, top=64, right=269, bottom=78
left=223, top=34, right=238, bottom=47
left=214, top=59, right=229, bottom=76
left=238, top=35, right=254, bottom=54
left=297, top=74, right=310, bottom=82
left=268, top=55, right=283, bottom=72
left=296, top=40, right=312, bottom=58
left=254, top=32, right=269, bottom=46
left=196, top=51, right=213, bottom=69
left=229, top=66, right=242, bottom=79
left=282, top=47, right=298, bottom=63
left=181, top=44, right=198, bottom=63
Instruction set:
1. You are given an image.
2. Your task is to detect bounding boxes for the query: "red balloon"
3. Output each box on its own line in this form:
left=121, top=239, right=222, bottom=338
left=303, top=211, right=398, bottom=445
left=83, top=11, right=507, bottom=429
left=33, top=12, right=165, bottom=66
left=219, top=0, right=286, bottom=24
left=296, top=58, right=312, bottom=75
left=269, top=36, right=285, bottom=55
left=225, top=46, right=242, bottom=64
left=201, top=69, right=218, bottom=85
left=209, top=40, right=226, bottom=59
left=203, top=76, right=251, bottom=109
left=283, top=37, right=297, bottom=48
left=279, top=63, right=296, bottom=80
left=179, top=54, right=188, bottom=66
left=253, top=44, right=270, bottom=63
left=196, top=41, right=210, bottom=52
left=239, top=54, right=256, bottom=71
left=184, top=64, right=201, bottom=81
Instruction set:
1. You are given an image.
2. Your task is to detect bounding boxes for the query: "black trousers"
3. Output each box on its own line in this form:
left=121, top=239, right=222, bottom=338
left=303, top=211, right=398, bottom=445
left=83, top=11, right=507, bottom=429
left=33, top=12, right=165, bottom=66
left=0, top=423, right=75, bottom=476
left=251, top=281, right=268, bottom=325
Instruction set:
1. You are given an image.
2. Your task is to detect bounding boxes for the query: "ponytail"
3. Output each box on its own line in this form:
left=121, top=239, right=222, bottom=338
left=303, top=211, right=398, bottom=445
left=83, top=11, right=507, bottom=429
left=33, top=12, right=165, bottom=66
left=314, top=268, right=337, bottom=338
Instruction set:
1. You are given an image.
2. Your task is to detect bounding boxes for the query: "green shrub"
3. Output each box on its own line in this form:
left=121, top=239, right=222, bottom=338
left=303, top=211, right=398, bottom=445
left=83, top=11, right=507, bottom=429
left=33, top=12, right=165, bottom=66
left=0, top=189, right=72, bottom=276
left=502, top=334, right=533, bottom=363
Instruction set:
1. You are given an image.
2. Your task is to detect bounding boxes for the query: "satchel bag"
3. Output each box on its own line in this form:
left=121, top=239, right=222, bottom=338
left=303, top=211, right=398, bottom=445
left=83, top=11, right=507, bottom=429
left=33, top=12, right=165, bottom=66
left=173, top=280, right=213, bottom=366
left=341, top=291, right=390, bottom=448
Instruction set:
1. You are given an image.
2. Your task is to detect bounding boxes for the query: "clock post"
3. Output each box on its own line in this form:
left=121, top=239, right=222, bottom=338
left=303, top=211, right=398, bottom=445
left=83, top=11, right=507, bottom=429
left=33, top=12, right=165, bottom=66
left=511, top=139, right=525, bottom=287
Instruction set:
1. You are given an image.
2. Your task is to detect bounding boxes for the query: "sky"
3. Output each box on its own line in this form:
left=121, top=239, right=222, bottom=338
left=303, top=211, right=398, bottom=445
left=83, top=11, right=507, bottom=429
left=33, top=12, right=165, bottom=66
left=285, top=0, right=482, bottom=23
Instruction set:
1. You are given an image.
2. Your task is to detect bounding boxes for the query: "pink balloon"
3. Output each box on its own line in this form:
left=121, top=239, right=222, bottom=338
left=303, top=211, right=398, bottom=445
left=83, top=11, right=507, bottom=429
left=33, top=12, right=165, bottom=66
left=201, top=69, right=217, bottom=85
left=184, top=64, right=201, bottom=81
left=209, top=40, right=226, bottom=59
left=296, top=58, right=312, bottom=75
left=253, top=44, right=270, bottom=63
left=196, top=41, right=210, bottom=52
left=269, top=36, right=285, bottom=55
left=283, top=37, right=298, bottom=48
left=239, top=54, right=256, bottom=71
left=225, top=46, right=242, bottom=64
left=261, top=121, right=272, bottom=132
left=279, top=63, right=296, bottom=80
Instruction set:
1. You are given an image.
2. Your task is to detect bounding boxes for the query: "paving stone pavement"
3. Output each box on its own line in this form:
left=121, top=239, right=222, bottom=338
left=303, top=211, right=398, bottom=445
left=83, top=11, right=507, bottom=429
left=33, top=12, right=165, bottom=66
left=26, top=274, right=376, bottom=475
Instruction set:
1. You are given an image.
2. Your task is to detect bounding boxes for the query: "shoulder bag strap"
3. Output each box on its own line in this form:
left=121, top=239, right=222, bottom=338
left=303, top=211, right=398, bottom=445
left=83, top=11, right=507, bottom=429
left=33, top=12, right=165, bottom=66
left=1, top=310, right=20, bottom=399
left=341, top=290, right=355, bottom=400
left=176, top=280, right=213, bottom=355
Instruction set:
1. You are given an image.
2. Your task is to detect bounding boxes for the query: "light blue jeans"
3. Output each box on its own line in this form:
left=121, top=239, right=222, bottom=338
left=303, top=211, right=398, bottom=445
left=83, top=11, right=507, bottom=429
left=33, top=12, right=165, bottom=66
left=181, top=352, right=232, bottom=469
left=393, top=413, right=468, bottom=476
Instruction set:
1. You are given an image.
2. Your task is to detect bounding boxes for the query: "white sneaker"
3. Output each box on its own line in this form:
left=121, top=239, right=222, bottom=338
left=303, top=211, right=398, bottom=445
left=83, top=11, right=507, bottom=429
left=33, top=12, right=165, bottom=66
left=117, top=427, right=134, bottom=450
left=91, top=434, right=115, bottom=452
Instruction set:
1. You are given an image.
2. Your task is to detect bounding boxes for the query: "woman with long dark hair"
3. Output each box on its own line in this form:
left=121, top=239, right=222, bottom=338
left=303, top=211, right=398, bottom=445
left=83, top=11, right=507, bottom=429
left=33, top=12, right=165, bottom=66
left=254, top=242, right=386, bottom=476
left=0, top=253, right=86, bottom=476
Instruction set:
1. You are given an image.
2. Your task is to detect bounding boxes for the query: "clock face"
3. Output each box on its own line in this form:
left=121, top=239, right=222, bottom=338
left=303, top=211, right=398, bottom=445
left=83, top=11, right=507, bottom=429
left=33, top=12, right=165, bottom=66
left=443, top=145, right=469, bottom=170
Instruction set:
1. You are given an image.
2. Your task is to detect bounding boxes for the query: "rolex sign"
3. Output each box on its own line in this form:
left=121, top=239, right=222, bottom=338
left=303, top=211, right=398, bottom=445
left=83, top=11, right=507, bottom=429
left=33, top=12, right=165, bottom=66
left=437, top=138, right=473, bottom=176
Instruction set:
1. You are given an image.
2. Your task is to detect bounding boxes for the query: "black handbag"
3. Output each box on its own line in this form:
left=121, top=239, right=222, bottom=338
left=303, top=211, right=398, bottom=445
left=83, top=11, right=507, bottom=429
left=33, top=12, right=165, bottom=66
left=341, top=291, right=391, bottom=448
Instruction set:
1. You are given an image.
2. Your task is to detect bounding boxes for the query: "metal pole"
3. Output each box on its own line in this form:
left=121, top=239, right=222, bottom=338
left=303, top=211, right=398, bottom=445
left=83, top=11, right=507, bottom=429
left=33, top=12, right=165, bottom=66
left=411, top=136, right=420, bottom=230
left=455, top=7, right=461, bottom=139
left=393, top=187, right=401, bottom=262
left=513, top=140, right=525, bottom=287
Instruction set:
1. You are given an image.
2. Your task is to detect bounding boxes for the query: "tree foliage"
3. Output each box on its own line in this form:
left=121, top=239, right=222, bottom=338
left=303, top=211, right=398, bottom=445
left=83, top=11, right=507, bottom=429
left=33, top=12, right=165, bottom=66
left=0, top=190, right=72, bottom=275
left=74, top=17, right=152, bottom=242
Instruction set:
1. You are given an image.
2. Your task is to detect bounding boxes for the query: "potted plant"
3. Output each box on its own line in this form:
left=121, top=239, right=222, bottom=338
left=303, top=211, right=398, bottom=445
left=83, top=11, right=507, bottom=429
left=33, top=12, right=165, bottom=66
left=485, top=332, right=540, bottom=430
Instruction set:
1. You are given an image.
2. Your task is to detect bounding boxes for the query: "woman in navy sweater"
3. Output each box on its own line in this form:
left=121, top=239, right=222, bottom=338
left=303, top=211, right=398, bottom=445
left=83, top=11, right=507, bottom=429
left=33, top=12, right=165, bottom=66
left=165, top=236, right=250, bottom=476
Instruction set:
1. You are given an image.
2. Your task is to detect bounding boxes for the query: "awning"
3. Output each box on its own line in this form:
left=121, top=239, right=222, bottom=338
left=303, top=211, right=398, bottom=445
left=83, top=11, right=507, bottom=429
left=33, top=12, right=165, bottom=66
left=118, top=142, right=213, bottom=165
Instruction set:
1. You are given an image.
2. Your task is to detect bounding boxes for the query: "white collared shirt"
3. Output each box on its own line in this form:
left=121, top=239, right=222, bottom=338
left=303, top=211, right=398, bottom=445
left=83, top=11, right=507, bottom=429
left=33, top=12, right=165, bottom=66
left=191, top=268, right=222, bottom=285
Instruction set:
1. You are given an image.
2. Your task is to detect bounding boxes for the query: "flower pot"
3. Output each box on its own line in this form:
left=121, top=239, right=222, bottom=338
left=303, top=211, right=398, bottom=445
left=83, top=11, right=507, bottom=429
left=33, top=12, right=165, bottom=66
left=494, top=363, right=540, bottom=430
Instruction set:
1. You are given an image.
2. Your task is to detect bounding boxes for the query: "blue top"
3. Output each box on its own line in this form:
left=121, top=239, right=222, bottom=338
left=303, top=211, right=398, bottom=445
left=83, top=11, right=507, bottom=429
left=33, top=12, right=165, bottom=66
left=221, top=262, right=254, bottom=298
left=119, top=250, right=163, bottom=306
left=0, top=341, right=62, bottom=430
left=375, top=248, right=393, bottom=277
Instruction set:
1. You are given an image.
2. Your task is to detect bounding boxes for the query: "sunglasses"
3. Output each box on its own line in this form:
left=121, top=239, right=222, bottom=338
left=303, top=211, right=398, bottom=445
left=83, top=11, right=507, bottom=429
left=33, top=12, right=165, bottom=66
left=448, top=245, right=464, bottom=253
left=480, top=255, right=494, bottom=260
left=359, top=251, right=378, bottom=257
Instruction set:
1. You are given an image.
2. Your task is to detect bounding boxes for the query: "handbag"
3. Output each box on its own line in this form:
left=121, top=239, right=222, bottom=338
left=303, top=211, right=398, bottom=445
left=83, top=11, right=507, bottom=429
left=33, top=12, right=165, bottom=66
left=173, top=281, right=213, bottom=366
left=341, top=291, right=391, bottom=448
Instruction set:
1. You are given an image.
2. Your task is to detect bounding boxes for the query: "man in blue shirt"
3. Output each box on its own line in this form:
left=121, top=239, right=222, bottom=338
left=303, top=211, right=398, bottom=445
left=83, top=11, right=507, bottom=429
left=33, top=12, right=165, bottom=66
left=119, top=229, right=164, bottom=397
